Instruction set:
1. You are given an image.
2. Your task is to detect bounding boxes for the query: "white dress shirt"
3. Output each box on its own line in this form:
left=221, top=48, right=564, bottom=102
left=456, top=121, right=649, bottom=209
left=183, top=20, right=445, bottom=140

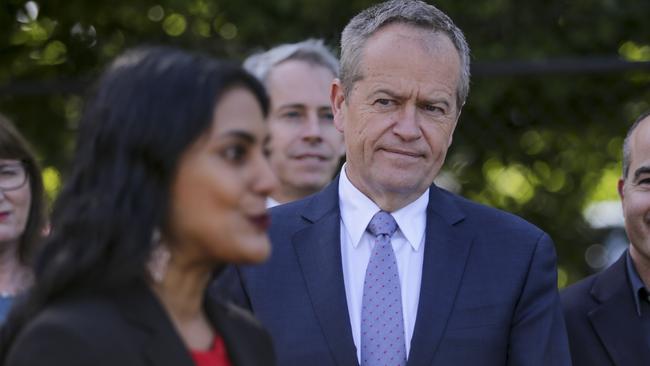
left=338, top=165, right=428, bottom=363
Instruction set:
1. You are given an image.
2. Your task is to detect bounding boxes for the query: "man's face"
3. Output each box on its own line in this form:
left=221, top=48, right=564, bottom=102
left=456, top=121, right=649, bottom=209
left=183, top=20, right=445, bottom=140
left=619, top=116, right=650, bottom=271
left=332, top=23, right=461, bottom=210
left=266, top=60, right=344, bottom=203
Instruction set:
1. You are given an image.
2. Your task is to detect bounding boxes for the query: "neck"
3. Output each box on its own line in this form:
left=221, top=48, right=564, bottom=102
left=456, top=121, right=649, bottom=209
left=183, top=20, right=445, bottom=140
left=148, top=244, right=217, bottom=350
left=0, top=240, right=32, bottom=296
left=150, top=257, right=212, bottom=320
left=345, top=167, right=423, bottom=212
left=365, top=191, right=421, bottom=212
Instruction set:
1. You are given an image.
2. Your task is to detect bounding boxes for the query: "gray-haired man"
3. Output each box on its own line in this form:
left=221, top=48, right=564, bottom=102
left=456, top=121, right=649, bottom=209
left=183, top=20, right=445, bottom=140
left=227, top=1, right=572, bottom=365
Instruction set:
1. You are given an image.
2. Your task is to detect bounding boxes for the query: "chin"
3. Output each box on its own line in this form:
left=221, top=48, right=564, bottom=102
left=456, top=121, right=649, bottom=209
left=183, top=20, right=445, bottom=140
left=238, top=238, right=272, bottom=264
left=375, top=176, right=424, bottom=192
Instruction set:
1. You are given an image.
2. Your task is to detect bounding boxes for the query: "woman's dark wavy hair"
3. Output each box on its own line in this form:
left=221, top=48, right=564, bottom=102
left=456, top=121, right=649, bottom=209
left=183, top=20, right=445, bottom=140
left=0, top=46, right=268, bottom=358
left=0, top=114, right=45, bottom=265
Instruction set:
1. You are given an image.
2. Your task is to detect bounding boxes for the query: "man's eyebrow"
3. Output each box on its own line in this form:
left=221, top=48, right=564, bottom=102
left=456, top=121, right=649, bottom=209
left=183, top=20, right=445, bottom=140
left=369, top=89, right=401, bottom=99
left=276, top=103, right=307, bottom=110
left=369, top=89, right=452, bottom=106
left=633, top=166, right=650, bottom=181
left=418, top=98, right=451, bottom=109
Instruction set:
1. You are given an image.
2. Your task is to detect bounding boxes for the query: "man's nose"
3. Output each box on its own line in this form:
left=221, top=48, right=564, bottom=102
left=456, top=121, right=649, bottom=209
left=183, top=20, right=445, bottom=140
left=393, top=106, right=421, bottom=141
left=301, top=111, right=323, bottom=142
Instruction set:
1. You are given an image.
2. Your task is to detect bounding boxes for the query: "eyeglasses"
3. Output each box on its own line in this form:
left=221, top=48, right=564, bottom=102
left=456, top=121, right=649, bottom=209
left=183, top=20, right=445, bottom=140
left=0, top=162, right=27, bottom=191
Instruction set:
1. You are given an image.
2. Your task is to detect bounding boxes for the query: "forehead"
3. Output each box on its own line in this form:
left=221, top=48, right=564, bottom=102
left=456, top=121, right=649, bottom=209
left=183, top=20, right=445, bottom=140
left=208, top=87, right=265, bottom=135
left=357, top=23, right=460, bottom=97
left=266, top=60, right=334, bottom=102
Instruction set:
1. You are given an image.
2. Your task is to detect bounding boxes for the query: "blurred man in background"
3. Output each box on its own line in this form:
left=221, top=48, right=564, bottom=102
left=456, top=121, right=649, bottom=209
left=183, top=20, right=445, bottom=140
left=244, top=39, right=345, bottom=207
left=562, top=110, right=650, bottom=366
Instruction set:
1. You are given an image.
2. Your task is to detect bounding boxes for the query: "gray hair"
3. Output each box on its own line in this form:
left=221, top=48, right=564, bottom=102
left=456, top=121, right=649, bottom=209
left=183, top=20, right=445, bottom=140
left=622, top=110, right=650, bottom=179
left=340, top=0, right=471, bottom=110
left=244, top=39, right=339, bottom=84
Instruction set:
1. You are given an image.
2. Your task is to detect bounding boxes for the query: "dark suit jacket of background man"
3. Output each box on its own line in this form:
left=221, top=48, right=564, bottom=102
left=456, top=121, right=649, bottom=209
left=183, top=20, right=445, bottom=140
left=561, top=253, right=650, bottom=366
left=7, top=280, right=275, bottom=366
left=222, top=176, right=571, bottom=366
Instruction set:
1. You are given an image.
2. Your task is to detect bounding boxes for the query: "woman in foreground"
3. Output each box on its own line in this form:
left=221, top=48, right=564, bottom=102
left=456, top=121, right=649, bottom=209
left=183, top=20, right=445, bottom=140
left=0, top=46, right=277, bottom=366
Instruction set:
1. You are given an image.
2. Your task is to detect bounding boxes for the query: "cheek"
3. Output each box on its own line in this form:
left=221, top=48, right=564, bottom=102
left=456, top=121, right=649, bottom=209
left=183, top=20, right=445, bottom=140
left=171, top=165, right=242, bottom=240
left=175, top=189, right=244, bottom=260
left=622, top=192, right=650, bottom=224
left=269, top=125, right=298, bottom=158
left=425, top=125, right=455, bottom=150
left=323, top=128, right=344, bottom=147
left=12, top=187, right=31, bottom=226
left=627, top=200, right=650, bottom=219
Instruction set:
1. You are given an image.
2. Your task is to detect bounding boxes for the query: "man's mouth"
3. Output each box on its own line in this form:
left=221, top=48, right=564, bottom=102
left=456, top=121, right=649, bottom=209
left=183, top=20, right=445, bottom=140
left=380, top=148, right=423, bottom=158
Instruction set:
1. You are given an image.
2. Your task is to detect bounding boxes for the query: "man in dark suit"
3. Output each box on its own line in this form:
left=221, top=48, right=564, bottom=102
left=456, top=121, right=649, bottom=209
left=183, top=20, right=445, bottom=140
left=561, top=110, right=650, bottom=366
left=220, top=1, right=571, bottom=364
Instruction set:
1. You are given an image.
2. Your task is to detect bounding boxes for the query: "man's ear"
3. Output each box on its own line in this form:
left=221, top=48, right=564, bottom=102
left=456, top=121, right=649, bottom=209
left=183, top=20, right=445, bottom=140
left=618, top=178, right=626, bottom=218
left=618, top=178, right=625, bottom=200
left=331, top=78, right=346, bottom=133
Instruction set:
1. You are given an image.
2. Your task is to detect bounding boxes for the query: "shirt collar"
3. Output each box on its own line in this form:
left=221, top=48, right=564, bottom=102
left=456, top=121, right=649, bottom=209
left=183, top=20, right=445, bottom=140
left=266, top=196, right=281, bottom=208
left=626, top=249, right=649, bottom=317
left=338, top=163, right=428, bottom=251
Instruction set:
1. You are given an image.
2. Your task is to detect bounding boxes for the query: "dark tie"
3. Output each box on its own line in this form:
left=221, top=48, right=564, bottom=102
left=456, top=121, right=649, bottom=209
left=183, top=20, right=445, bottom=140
left=361, top=211, right=406, bottom=366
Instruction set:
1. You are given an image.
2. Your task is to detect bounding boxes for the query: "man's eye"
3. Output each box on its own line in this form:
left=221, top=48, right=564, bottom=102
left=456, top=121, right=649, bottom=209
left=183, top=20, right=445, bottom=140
left=419, top=101, right=449, bottom=115
left=423, top=104, right=443, bottom=113
left=283, top=111, right=302, bottom=119
left=373, top=98, right=396, bottom=108
left=319, top=112, right=334, bottom=121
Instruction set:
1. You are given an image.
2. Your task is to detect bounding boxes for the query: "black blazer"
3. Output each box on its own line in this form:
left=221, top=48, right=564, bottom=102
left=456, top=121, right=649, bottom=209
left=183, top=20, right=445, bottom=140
left=561, top=252, right=650, bottom=366
left=6, top=281, right=275, bottom=366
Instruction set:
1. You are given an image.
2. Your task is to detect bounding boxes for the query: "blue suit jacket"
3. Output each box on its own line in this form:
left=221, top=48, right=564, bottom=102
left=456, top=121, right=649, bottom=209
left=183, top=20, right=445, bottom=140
left=221, top=178, right=571, bottom=365
left=561, top=253, right=650, bottom=366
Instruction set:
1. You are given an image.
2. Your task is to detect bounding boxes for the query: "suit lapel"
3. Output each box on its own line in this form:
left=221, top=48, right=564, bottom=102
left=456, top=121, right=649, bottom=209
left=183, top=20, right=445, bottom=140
left=114, top=282, right=195, bottom=366
left=293, top=179, right=359, bottom=366
left=204, top=299, right=273, bottom=366
left=588, top=255, right=650, bottom=366
left=407, top=186, right=472, bottom=366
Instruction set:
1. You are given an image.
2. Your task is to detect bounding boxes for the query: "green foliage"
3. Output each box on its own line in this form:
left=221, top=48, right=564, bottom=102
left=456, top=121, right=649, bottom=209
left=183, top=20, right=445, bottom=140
left=1, top=0, right=649, bottom=283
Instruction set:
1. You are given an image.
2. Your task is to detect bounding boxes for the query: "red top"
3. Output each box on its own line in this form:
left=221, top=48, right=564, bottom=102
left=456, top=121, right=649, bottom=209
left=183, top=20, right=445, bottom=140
left=190, top=335, right=232, bottom=366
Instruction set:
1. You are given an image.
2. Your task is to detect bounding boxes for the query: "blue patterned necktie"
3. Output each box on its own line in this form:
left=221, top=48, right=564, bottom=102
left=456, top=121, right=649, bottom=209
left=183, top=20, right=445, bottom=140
left=361, top=211, right=406, bottom=366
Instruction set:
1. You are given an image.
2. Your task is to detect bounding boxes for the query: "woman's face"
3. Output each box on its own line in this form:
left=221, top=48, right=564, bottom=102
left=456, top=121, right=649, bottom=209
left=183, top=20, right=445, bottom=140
left=167, top=87, right=277, bottom=266
left=0, top=159, right=31, bottom=246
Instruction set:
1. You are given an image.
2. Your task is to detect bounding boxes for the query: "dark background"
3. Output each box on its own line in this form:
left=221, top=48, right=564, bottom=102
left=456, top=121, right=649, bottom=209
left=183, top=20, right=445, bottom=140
left=1, top=0, right=649, bottom=285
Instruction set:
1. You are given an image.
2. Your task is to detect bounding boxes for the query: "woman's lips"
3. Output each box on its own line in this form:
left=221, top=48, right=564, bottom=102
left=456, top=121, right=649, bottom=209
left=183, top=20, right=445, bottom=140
left=249, top=214, right=270, bottom=231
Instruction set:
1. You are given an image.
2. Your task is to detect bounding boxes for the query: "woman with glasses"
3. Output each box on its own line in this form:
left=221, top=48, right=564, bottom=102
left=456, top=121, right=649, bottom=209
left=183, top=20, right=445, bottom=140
left=0, top=115, right=45, bottom=324
left=0, top=47, right=277, bottom=365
